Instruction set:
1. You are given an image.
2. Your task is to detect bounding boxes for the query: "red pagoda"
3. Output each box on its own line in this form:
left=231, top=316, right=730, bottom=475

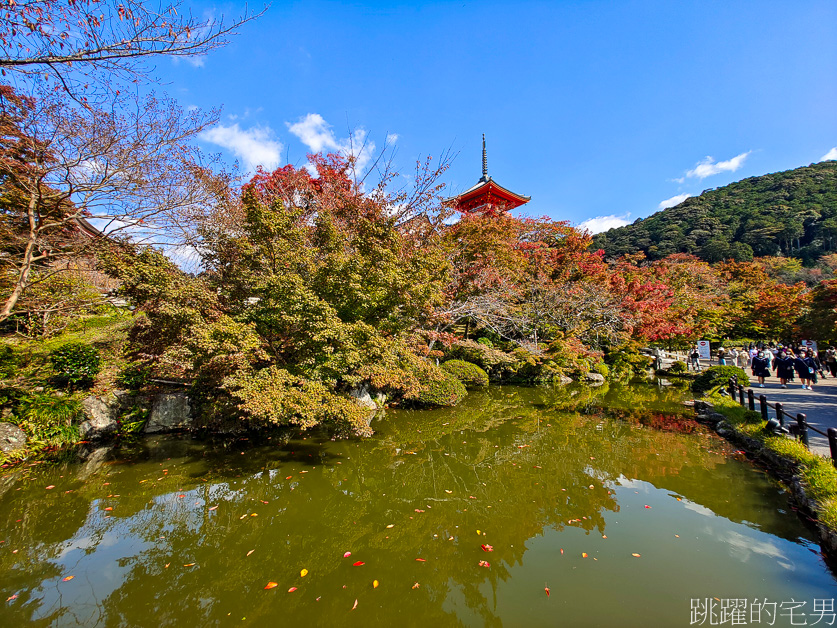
left=447, top=135, right=530, bottom=214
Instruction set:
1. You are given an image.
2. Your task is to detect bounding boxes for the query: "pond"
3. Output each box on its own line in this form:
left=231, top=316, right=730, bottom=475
left=1, top=383, right=835, bottom=627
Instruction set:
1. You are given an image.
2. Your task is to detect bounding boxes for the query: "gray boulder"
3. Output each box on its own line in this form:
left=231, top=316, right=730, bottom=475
left=0, top=422, right=26, bottom=454
left=584, top=372, right=606, bottom=384
left=559, top=375, right=574, bottom=385
left=80, top=394, right=120, bottom=440
left=144, top=392, right=192, bottom=434
left=349, top=385, right=387, bottom=410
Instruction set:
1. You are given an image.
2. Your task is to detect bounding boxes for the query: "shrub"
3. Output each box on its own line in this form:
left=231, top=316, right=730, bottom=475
left=692, top=365, right=749, bottom=394
left=0, top=345, right=18, bottom=378
left=669, top=361, right=688, bottom=374
left=593, top=362, right=610, bottom=378
left=415, top=368, right=467, bottom=407
left=116, top=361, right=152, bottom=390
left=441, top=359, right=489, bottom=388
left=476, top=337, right=494, bottom=348
left=14, top=393, right=82, bottom=444
left=50, top=342, right=101, bottom=388
left=445, top=340, right=517, bottom=377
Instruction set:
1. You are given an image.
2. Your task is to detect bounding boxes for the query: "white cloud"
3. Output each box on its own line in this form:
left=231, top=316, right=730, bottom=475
left=386, top=133, right=399, bottom=145
left=658, top=193, right=691, bottom=209
left=199, top=124, right=282, bottom=171
left=287, top=113, right=377, bottom=176
left=578, top=214, right=631, bottom=234
left=685, top=151, right=751, bottom=179
left=821, top=147, right=837, bottom=162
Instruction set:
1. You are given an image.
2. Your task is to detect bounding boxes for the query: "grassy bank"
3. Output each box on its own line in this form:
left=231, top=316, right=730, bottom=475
left=0, top=310, right=134, bottom=464
left=709, top=394, right=837, bottom=530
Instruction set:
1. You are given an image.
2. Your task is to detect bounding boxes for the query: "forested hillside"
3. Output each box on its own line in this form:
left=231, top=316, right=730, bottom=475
left=592, top=161, right=837, bottom=264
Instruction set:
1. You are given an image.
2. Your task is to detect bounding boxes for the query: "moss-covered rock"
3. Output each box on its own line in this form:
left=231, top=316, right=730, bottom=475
left=415, top=369, right=467, bottom=407
left=441, top=359, right=489, bottom=389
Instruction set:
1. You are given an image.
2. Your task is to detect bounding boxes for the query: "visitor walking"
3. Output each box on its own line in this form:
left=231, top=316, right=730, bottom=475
left=794, top=349, right=818, bottom=390
left=690, top=346, right=701, bottom=372
left=751, top=351, right=771, bottom=388
left=827, top=347, right=837, bottom=378
left=717, top=346, right=726, bottom=366
left=773, top=350, right=794, bottom=388
left=736, top=348, right=747, bottom=368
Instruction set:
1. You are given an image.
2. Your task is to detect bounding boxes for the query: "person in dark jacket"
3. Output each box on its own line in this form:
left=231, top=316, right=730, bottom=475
left=794, top=349, right=818, bottom=390
left=751, top=351, right=771, bottom=388
left=772, top=350, right=795, bottom=388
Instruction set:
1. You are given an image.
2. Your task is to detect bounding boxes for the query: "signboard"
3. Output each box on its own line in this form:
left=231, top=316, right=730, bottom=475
left=697, top=340, right=711, bottom=360
left=800, top=340, right=818, bottom=354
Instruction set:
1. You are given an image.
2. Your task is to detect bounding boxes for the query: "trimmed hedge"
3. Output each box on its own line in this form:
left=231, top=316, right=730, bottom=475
left=416, top=370, right=467, bottom=407
left=441, top=359, right=489, bottom=389
left=692, top=365, right=749, bottom=394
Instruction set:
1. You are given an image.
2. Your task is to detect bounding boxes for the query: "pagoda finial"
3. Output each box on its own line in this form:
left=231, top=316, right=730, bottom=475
left=481, top=134, right=488, bottom=181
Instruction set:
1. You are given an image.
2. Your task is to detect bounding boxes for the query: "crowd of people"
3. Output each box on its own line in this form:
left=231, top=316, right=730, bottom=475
left=688, top=344, right=837, bottom=391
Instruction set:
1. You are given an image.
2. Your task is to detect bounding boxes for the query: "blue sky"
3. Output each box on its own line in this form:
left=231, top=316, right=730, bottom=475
left=161, top=0, right=837, bottom=232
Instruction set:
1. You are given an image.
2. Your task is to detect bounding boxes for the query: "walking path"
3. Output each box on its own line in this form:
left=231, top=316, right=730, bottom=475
left=743, top=371, right=837, bottom=458
left=686, top=358, right=837, bottom=457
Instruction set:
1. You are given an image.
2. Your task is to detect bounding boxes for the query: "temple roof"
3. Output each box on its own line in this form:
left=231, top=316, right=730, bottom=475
left=446, top=135, right=530, bottom=213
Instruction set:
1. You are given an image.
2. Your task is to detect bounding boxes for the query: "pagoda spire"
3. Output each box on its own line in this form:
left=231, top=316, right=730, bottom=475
left=480, top=134, right=489, bottom=182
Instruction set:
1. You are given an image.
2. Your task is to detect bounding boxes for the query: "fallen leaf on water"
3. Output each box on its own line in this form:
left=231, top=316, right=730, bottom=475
left=353, top=561, right=365, bottom=566
left=286, top=476, right=293, bottom=480
left=481, top=544, right=493, bottom=552
left=560, top=548, right=564, bottom=555
left=414, top=509, right=425, bottom=513
left=6, top=594, right=17, bottom=601
left=545, top=586, right=550, bottom=597
left=104, top=507, right=113, bottom=511
left=412, top=582, right=420, bottom=589
left=300, top=569, right=308, bottom=577
left=165, top=563, right=170, bottom=568
left=675, top=535, right=680, bottom=538
left=343, top=551, right=352, bottom=558
left=582, top=553, right=588, bottom=558
left=444, top=490, right=452, bottom=494
left=644, top=505, right=651, bottom=509
left=373, top=580, right=379, bottom=588
left=261, top=500, right=269, bottom=504
left=386, top=524, right=394, bottom=529
left=246, top=550, right=254, bottom=557
left=476, top=530, right=481, bottom=535
left=478, top=560, right=490, bottom=568
left=250, top=513, right=258, bottom=517
left=62, top=575, right=74, bottom=582
left=632, top=553, right=641, bottom=557
left=288, top=587, right=297, bottom=593
left=208, top=505, right=218, bottom=511
left=183, top=563, right=196, bottom=567
left=264, top=582, right=278, bottom=590
left=351, top=599, right=358, bottom=610
left=45, top=485, right=55, bottom=490
left=602, top=535, right=607, bottom=539
left=239, top=514, right=247, bottom=520
left=469, top=496, right=476, bottom=499
left=415, top=558, right=426, bottom=562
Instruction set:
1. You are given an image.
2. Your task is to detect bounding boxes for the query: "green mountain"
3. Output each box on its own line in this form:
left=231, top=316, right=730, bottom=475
left=591, top=160, right=837, bottom=264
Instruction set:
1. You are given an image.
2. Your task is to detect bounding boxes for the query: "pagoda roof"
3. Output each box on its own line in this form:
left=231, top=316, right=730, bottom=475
left=446, top=135, right=530, bottom=213
left=451, top=176, right=530, bottom=212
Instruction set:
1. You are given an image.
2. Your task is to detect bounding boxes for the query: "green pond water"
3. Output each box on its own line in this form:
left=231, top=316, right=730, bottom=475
left=1, top=383, right=835, bottom=627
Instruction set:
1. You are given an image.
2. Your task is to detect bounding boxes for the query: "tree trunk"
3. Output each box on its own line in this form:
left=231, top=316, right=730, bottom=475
left=0, top=192, right=40, bottom=323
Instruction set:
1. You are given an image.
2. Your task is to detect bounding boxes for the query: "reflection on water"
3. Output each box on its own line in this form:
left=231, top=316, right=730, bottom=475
left=0, top=383, right=834, bottom=627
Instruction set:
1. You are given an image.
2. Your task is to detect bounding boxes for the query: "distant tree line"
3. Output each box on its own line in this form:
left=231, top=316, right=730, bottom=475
left=592, top=161, right=837, bottom=265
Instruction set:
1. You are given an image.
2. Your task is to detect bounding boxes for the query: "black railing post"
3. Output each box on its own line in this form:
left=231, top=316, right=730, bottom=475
left=829, top=428, right=837, bottom=469
left=728, top=377, right=736, bottom=397
left=796, top=414, right=809, bottom=448
left=759, top=395, right=768, bottom=422
left=776, top=402, right=784, bottom=426
left=747, top=389, right=755, bottom=411
left=738, top=385, right=745, bottom=406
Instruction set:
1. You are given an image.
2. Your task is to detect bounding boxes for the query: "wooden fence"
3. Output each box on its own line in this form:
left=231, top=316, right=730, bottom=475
left=727, top=376, right=837, bottom=466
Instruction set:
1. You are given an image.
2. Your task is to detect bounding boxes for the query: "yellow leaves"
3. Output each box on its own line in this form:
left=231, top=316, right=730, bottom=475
left=582, top=552, right=588, bottom=558
left=183, top=563, right=196, bottom=567
left=62, top=575, right=74, bottom=582
left=372, top=580, right=379, bottom=588
left=300, top=569, right=308, bottom=577
left=632, top=553, right=641, bottom=558
left=264, top=582, right=278, bottom=590
left=412, top=582, right=420, bottom=589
